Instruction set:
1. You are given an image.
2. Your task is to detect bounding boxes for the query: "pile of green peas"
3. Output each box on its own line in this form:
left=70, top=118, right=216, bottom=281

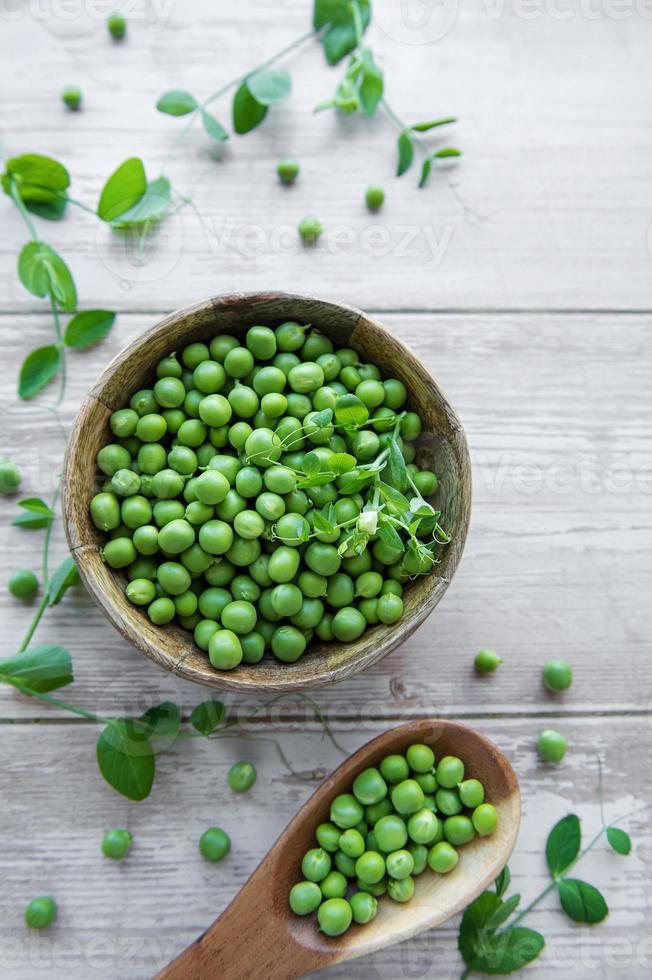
left=90, top=322, right=440, bottom=671
left=289, top=743, right=498, bottom=936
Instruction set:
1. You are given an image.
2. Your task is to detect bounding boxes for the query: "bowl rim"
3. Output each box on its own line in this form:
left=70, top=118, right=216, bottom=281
left=62, top=291, right=472, bottom=693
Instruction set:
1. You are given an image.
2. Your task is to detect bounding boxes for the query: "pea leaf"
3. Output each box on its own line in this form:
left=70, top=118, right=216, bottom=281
left=98, top=157, right=147, bottom=223
left=313, top=509, right=336, bottom=535
left=435, top=147, right=462, bottom=159
left=247, top=69, right=291, bottom=106
left=557, top=879, right=608, bottom=924
left=377, top=480, right=410, bottom=512
left=156, top=90, right=198, bottom=116
left=139, top=702, right=181, bottom=738
left=302, top=451, right=322, bottom=477
left=459, top=923, right=545, bottom=974
left=606, top=826, right=632, bottom=855
left=460, top=890, right=502, bottom=931
left=314, top=0, right=371, bottom=65
left=110, top=176, right=170, bottom=229
left=377, top=519, right=405, bottom=554
left=495, top=866, right=511, bottom=897
left=386, top=438, right=408, bottom=492
left=96, top=719, right=155, bottom=801
left=232, top=82, right=268, bottom=134
left=334, top=393, right=368, bottom=428
left=2, top=153, right=70, bottom=217
left=18, top=242, right=77, bottom=311
left=328, top=452, right=356, bottom=475
left=18, top=345, right=62, bottom=400
left=0, top=645, right=73, bottom=693
left=201, top=108, right=229, bottom=142
left=47, top=556, right=80, bottom=605
left=419, top=156, right=433, bottom=189
left=412, top=117, right=457, bottom=132
left=486, top=894, right=521, bottom=931
left=397, top=132, right=415, bottom=177
left=64, top=310, right=116, bottom=349
left=190, top=700, right=226, bottom=735
left=359, top=49, right=383, bottom=117
left=546, top=814, right=581, bottom=877
left=309, top=408, right=333, bottom=428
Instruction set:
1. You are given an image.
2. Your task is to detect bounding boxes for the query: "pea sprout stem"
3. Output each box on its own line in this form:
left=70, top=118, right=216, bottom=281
left=18, top=480, right=61, bottom=652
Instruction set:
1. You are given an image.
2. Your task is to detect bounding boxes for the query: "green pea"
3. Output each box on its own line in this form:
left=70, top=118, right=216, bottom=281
left=327, top=573, right=355, bottom=609
left=379, top=754, right=409, bottom=784
left=209, top=334, right=239, bottom=362
left=298, top=216, right=323, bottom=245
left=407, top=808, right=439, bottom=845
left=406, top=743, right=435, bottom=773
left=228, top=384, right=259, bottom=418
left=436, top=755, right=465, bottom=788
left=338, top=828, right=366, bottom=859
left=365, top=185, right=385, bottom=211
left=158, top=519, right=195, bottom=554
left=271, top=625, right=306, bottom=662
left=277, top=158, right=300, bottom=184
left=197, top=588, right=231, bottom=620
left=157, top=561, right=191, bottom=595
left=458, top=779, right=485, bottom=808
left=102, top=828, right=132, bottom=860
left=334, top=849, right=357, bottom=877
left=331, top=607, right=366, bottom=642
left=132, top=525, right=159, bottom=555
left=298, top=570, right=327, bottom=598
left=208, top=629, right=243, bottom=670
left=330, top=793, right=364, bottom=830
left=288, top=362, right=325, bottom=394
left=316, top=822, right=342, bottom=853
left=317, top=897, right=352, bottom=936
left=435, top=788, right=463, bottom=816
left=199, top=827, right=231, bottom=862
left=374, top=815, right=408, bottom=853
left=385, top=848, right=414, bottom=880
left=407, top=842, right=429, bottom=876
left=355, top=851, right=386, bottom=885
left=125, top=578, right=156, bottom=606
left=356, top=875, right=387, bottom=897
left=301, top=847, right=331, bottom=882
left=182, top=342, right=210, bottom=369
left=543, top=659, right=573, bottom=692
left=9, top=569, right=39, bottom=599
left=107, top=12, right=127, bottom=39
left=475, top=648, right=502, bottom=673
left=24, top=896, right=57, bottom=930
left=224, top=346, right=255, bottom=379
left=289, top=880, right=321, bottom=915
left=428, top=841, right=459, bottom=874
left=352, top=767, right=388, bottom=806
left=227, top=761, right=257, bottom=792
left=305, top=541, right=341, bottom=576
left=537, top=729, right=567, bottom=764
left=271, top=583, right=303, bottom=617
left=0, top=458, right=21, bottom=494
left=391, top=779, right=425, bottom=816
left=320, top=870, right=348, bottom=900
left=350, top=890, right=378, bottom=924
left=268, top=546, right=301, bottom=583
left=102, top=537, right=137, bottom=569
left=387, top=875, right=415, bottom=902
left=240, top=631, right=265, bottom=664
left=148, top=597, right=176, bottom=625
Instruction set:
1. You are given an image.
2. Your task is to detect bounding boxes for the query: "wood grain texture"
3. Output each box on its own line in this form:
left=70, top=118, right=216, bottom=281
left=157, top=720, right=519, bottom=979
left=1, top=1, right=652, bottom=312
left=0, top=717, right=648, bottom=979
left=62, top=294, right=471, bottom=693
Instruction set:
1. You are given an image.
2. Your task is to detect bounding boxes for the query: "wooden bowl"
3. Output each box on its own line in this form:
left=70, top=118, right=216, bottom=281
left=62, top=293, right=471, bottom=693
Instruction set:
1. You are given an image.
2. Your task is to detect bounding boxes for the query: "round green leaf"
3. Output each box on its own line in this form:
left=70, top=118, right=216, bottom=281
left=18, top=242, right=77, bottom=311
left=606, top=826, right=632, bottom=855
left=232, top=82, right=268, bottom=134
left=64, top=310, right=115, bottom=349
left=96, top=719, right=155, bottom=801
left=98, top=158, right=147, bottom=223
left=18, top=345, right=61, bottom=399
left=156, top=90, right=198, bottom=116
left=397, top=132, right=415, bottom=177
left=247, top=69, right=291, bottom=106
left=201, top=109, right=229, bottom=142
left=111, top=177, right=170, bottom=229
left=558, top=878, right=608, bottom=923
left=190, top=700, right=226, bottom=735
left=546, top=814, right=581, bottom=877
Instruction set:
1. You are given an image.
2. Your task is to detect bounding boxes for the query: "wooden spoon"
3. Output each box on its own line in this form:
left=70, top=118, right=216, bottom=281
left=156, top=719, right=520, bottom=980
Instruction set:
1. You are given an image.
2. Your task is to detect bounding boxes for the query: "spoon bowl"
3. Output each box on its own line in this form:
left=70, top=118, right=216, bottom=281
left=157, top=719, right=520, bottom=979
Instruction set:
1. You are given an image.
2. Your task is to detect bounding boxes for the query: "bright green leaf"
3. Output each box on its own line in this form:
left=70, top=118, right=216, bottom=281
left=314, top=0, right=371, bottom=64
left=201, top=109, right=229, bottom=142
left=96, top=719, right=155, bottom=801
left=334, top=393, right=369, bottom=428
left=359, top=49, right=383, bottom=117
left=18, top=241, right=77, bottom=311
left=419, top=156, right=433, bottom=188
left=397, top=132, right=414, bottom=177
left=110, top=176, right=170, bottom=229
left=247, top=69, right=291, bottom=106
left=64, top=309, right=116, bottom=349
left=377, top=480, right=411, bottom=512
left=412, top=117, right=457, bottom=132
left=328, top=452, right=356, bottom=475
left=377, top=519, right=405, bottom=554
left=387, top=438, right=408, bottom=492
left=156, top=90, right=198, bottom=116
left=190, top=700, right=226, bottom=735
left=301, top=451, right=322, bottom=477
left=606, top=826, right=632, bottom=855
left=18, top=345, right=61, bottom=400
left=459, top=921, right=545, bottom=974
left=47, top=556, right=80, bottom=606
left=2, top=153, right=70, bottom=217
left=434, top=147, right=462, bottom=159
left=558, top=878, right=608, bottom=924
left=495, top=866, right=511, bottom=898
left=139, top=702, right=181, bottom=738
left=486, top=894, right=521, bottom=931
left=546, top=814, right=581, bottom=877
left=97, top=157, right=147, bottom=223
left=232, top=82, right=268, bottom=134
left=0, top=645, right=73, bottom=693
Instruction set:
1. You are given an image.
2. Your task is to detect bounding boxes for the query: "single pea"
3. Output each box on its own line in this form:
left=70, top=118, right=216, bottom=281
left=209, top=334, right=239, bottom=362
left=301, top=847, right=331, bottom=882
left=239, top=631, right=265, bottom=664
left=543, top=658, right=573, bottom=692
left=334, top=849, right=357, bottom=878
left=338, top=828, right=366, bottom=859
left=130, top=388, right=157, bottom=416
left=365, top=185, right=385, bottom=211
left=126, top=578, right=157, bottom=606
left=435, top=788, right=463, bottom=816
left=387, top=875, right=415, bottom=903
left=0, top=458, right=21, bottom=494
left=244, top=427, right=282, bottom=467
left=352, top=767, right=388, bottom=806
left=208, top=629, right=243, bottom=670
left=355, top=851, right=386, bottom=885
left=193, top=360, right=226, bottom=394
left=276, top=321, right=307, bottom=352
left=414, top=771, right=437, bottom=793
left=406, top=743, right=435, bottom=774
left=24, top=896, right=57, bottom=930
left=270, top=583, right=303, bottom=618
left=407, top=842, right=429, bottom=876
left=102, top=537, right=137, bottom=569
left=376, top=593, right=403, bottom=624
left=356, top=875, right=387, bottom=897
left=101, top=828, right=132, bottom=860
left=227, top=761, right=257, bottom=793
left=289, top=880, right=322, bottom=915
left=350, top=890, right=378, bottom=924
left=320, top=870, right=348, bottom=900
left=198, top=590, right=233, bottom=622
left=158, top=519, right=195, bottom=554
left=317, top=897, right=352, bottom=937
left=407, top=808, right=439, bottom=845
left=288, top=362, right=325, bottom=395
left=472, top=803, right=498, bottom=837
left=475, top=648, right=502, bottom=673
left=537, top=729, right=567, bottom=764
left=391, top=779, right=425, bottom=816
left=458, top=779, right=485, bottom=808
left=330, top=793, right=364, bottom=830
left=277, top=157, right=300, bottom=184
left=270, top=625, right=306, bottom=662
left=379, top=754, right=410, bottom=785
left=268, top=546, right=301, bottom=583
left=274, top=513, right=309, bottom=546
left=181, top=342, right=210, bottom=369
left=199, top=827, right=231, bottom=862
left=133, top=525, right=159, bottom=555
left=374, top=815, right=408, bottom=853
left=413, top=470, right=437, bottom=496
left=158, top=561, right=192, bottom=596
left=298, top=216, right=323, bottom=244
left=9, top=569, right=39, bottom=599
left=224, top=346, right=255, bottom=379
left=428, top=840, right=459, bottom=874
left=331, top=607, right=366, bottom=642
left=365, top=798, right=393, bottom=825
left=148, top=597, right=176, bottom=625
left=385, top=849, right=414, bottom=880
left=327, top=573, right=355, bottom=609
left=436, top=755, right=465, bottom=788
left=444, top=815, right=475, bottom=846
left=107, top=12, right=126, bottom=39
left=316, top=822, right=342, bottom=853
left=61, top=84, right=82, bottom=110
left=97, top=443, right=131, bottom=476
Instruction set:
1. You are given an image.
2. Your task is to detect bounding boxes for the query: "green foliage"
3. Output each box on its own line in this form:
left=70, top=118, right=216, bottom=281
left=0, top=645, right=73, bottom=693
left=190, top=700, right=226, bottom=735
left=139, top=702, right=182, bottom=738
left=156, top=90, right=198, bottom=116
left=545, top=814, right=581, bottom=877
left=47, top=557, right=80, bottom=606
left=97, top=157, right=147, bottom=222
left=201, top=109, right=229, bottom=142
left=63, top=310, right=116, bottom=350
left=557, top=879, right=608, bottom=924
left=18, top=345, right=62, bottom=399
left=12, top=498, right=55, bottom=529
left=96, top=719, right=156, bottom=801
left=606, top=826, right=631, bottom=855
left=314, top=0, right=371, bottom=64
left=18, top=242, right=77, bottom=311
left=1, top=153, right=70, bottom=219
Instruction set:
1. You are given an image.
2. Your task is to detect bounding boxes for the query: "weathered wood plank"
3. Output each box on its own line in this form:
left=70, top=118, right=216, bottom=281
left=1, top=2, right=652, bottom=311
left=0, top=717, right=649, bottom=978
left=1, top=313, right=650, bottom=718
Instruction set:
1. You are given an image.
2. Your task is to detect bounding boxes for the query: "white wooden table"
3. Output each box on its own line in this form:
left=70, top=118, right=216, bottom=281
left=1, top=2, right=651, bottom=977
